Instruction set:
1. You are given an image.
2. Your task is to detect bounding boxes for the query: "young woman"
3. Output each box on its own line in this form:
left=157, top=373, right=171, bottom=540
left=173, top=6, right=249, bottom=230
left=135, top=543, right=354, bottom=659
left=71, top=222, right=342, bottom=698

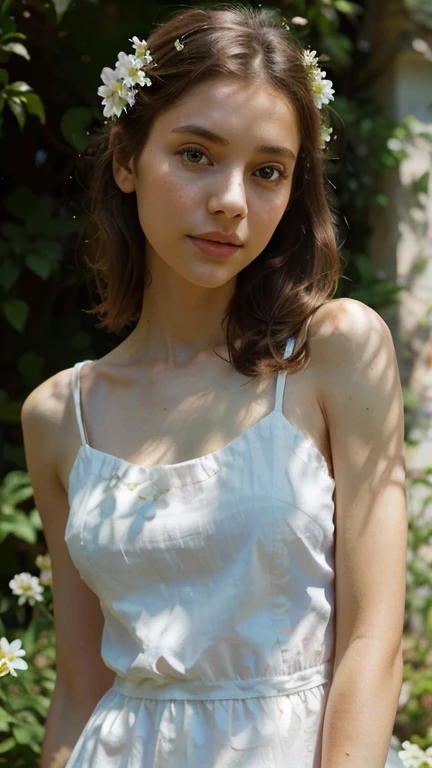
left=21, top=6, right=407, bottom=768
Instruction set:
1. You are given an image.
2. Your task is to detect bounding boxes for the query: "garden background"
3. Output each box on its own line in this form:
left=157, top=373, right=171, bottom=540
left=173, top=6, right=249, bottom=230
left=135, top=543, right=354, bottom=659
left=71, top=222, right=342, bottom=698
left=0, top=0, right=431, bottom=765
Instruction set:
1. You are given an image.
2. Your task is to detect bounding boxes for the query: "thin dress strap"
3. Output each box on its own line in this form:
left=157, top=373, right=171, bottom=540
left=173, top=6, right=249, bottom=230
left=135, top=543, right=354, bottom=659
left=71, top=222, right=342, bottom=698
left=274, top=337, right=296, bottom=413
left=72, top=361, right=91, bottom=446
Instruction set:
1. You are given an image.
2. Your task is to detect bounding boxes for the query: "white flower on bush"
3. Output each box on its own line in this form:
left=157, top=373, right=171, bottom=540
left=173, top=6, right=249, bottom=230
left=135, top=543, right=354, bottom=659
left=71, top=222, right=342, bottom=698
left=0, top=637, right=28, bottom=678
left=35, top=553, right=51, bottom=571
left=36, top=553, right=52, bottom=586
left=39, top=570, right=52, bottom=586
left=9, top=572, right=44, bottom=606
left=398, top=740, right=432, bottom=767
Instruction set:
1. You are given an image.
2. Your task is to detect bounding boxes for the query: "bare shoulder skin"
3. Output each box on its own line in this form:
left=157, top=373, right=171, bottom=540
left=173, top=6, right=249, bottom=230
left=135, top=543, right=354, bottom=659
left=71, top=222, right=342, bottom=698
left=21, top=371, right=116, bottom=766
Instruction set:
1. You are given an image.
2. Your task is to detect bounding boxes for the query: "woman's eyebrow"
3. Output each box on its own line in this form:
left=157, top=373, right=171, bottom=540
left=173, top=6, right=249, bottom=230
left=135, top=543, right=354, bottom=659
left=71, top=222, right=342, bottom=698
left=171, top=124, right=296, bottom=160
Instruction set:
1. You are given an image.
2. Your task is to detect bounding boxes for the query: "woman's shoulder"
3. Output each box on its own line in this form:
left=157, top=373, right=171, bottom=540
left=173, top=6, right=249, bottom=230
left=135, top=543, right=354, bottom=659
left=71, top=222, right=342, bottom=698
left=307, top=297, right=394, bottom=370
left=21, top=366, right=76, bottom=449
left=306, top=298, right=401, bottom=439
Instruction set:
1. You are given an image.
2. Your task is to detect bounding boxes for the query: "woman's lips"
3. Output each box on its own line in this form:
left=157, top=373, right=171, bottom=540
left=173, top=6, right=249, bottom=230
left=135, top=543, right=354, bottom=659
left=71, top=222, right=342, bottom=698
left=187, top=236, right=242, bottom=258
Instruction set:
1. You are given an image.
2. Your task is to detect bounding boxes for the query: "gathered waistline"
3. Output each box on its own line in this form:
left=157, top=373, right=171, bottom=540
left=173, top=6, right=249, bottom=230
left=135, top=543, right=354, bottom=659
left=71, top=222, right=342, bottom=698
left=112, top=660, right=333, bottom=701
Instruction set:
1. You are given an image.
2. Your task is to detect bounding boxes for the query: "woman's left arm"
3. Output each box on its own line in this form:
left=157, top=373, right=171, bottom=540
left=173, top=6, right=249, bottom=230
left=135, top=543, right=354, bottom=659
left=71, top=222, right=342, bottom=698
left=313, top=299, right=407, bottom=768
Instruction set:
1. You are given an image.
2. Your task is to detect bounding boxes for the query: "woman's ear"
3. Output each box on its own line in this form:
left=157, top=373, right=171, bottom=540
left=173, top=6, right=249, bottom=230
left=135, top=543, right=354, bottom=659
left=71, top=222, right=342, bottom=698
left=109, top=127, right=136, bottom=194
left=112, top=150, right=136, bottom=194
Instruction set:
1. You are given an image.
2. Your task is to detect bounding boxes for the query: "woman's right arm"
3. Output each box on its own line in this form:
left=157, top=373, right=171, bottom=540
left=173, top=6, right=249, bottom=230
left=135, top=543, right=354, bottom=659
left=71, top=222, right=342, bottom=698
left=21, top=372, right=115, bottom=768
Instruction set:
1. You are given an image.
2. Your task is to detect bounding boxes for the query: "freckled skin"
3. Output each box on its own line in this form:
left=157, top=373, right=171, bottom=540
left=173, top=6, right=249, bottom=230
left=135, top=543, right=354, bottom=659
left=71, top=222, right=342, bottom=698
left=117, top=76, right=301, bottom=290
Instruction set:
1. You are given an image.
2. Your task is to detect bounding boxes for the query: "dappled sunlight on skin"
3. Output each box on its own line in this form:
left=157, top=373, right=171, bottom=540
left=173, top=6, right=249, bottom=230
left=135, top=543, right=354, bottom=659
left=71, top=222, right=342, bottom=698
left=306, top=300, right=407, bottom=718
left=76, top=358, right=278, bottom=468
left=325, top=311, right=405, bottom=498
left=71, top=339, right=332, bottom=480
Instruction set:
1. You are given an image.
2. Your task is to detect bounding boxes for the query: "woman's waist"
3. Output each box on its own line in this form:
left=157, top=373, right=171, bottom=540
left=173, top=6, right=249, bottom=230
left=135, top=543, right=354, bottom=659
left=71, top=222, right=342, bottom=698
left=111, top=660, right=333, bottom=701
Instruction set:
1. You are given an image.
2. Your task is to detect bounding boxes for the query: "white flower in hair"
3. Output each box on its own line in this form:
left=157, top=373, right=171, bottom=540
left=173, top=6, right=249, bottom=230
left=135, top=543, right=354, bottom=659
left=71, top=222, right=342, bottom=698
left=97, top=66, right=136, bottom=118
left=320, top=124, right=333, bottom=146
left=98, top=36, right=154, bottom=119
left=304, top=49, right=319, bottom=68
left=129, top=36, right=152, bottom=64
left=312, top=70, right=335, bottom=109
left=116, top=52, right=152, bottom=88
left=303, top=49, right=335, bottom=110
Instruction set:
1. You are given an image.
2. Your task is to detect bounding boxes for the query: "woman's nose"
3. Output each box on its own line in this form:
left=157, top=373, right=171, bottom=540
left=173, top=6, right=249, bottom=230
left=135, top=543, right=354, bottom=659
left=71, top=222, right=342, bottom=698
left=207, top=170, right=248, bottom=219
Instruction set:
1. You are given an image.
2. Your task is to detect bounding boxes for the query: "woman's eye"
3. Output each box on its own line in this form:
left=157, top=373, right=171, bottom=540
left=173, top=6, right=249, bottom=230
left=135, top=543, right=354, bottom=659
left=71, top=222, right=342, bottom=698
left=179, top=148, right=208, bottom=164
left=255, top=166, right=285, bottom=182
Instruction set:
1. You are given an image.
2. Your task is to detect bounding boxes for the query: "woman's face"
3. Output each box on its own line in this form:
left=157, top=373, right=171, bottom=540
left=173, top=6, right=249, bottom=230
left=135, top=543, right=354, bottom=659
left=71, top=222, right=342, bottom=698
left=114, top=75, right=301, bottom=289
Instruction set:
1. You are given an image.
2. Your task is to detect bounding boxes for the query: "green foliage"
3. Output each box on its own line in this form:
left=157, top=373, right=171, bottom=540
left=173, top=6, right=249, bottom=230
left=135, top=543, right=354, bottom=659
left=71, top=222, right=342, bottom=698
left=0, top=613, right=55, bottom=767
left=0, top=2, right=45, bottom=135
left=0, top=0, right=431, bottom=760
left=0, top=472, right=41, bottom=545
left=395, top=468, right=432, bottom=746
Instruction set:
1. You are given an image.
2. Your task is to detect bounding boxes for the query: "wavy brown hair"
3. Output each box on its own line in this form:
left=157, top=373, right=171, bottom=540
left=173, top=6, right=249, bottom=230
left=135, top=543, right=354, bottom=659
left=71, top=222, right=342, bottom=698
left=81, top=4, right=341, bottom=376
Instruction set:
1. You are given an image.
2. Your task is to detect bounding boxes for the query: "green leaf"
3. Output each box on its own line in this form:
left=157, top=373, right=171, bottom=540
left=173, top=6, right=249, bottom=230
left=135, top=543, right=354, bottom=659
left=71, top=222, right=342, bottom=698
left=0, top=258, right=21, bottom=291
left=0, top=69, right=8, bottom=86
left=28, top=508, right=42, bottom=530
left=5, top=186, right=38, bottom=219
left=8, top=81, right=33, bottom=94
left=0, top=469, right=29, bottom=491
left=0, top=737, right=15, bottom=754
left=1, top=222, right=32, bottom=254
left=0, top=42, right=30, bottom=60
left=321, top=33, right=354, bottom=70
left=25, top=252, right=52, bottom=280
left=334, top=0, right=361, bottom=15
left=0, top=0, right=16, bottom=20
left=375, top=192, right=389, bottom=207
left=60, top=106, right=94, bottom=153
left=1, top=298, right=28, bottom=332
left=7, top=97, right=26, bottom=129
left=0, top=706, right=13, bottom=729
left=13, top=721, right=44, bottom=746
left=34, top=239, right=63, bottom=263
left=52, top=0, right=74, bottom=20
left=23, top=92, right=46, bottom=124
left=1, top=482, right=34, bottom=508
left=0, top=514, right=37, bottom=544
left=1, top=33, right=27, bottom=43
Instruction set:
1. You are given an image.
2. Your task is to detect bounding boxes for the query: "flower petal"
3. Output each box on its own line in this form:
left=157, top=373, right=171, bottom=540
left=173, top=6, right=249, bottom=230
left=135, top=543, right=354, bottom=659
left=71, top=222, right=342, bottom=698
left=12, top=659, right=28, bottom=671
left=9, top=639, right=23, bottom=653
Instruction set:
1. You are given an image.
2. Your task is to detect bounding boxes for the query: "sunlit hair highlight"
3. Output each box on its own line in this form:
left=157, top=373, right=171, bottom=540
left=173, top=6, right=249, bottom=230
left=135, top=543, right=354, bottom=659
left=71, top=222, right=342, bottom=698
left=81, top=4, right=341, bottom=376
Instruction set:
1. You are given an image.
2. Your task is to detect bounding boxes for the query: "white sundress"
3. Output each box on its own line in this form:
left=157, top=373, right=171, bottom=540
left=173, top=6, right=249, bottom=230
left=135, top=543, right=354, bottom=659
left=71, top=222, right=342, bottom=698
left=64, top=337, right=399, bottom=767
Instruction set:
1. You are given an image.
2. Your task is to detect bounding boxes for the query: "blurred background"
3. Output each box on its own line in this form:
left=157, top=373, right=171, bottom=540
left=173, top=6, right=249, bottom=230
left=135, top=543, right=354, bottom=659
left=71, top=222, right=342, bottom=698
left=0, top=0, right=431, bottom=764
